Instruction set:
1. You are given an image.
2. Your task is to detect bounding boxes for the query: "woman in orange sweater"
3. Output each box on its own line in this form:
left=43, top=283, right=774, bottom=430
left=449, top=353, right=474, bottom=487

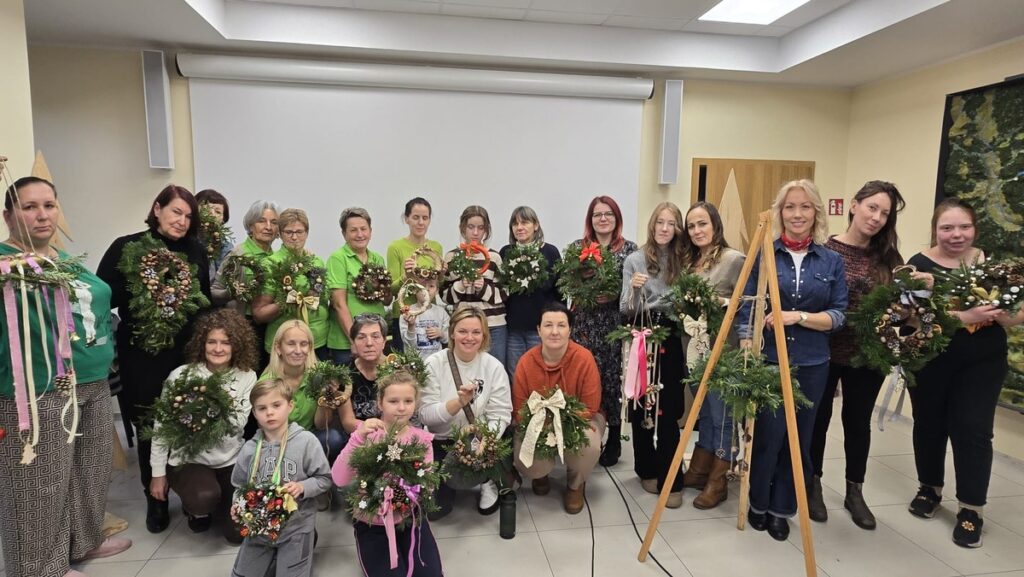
left=512, top=302, right=603, bottom=514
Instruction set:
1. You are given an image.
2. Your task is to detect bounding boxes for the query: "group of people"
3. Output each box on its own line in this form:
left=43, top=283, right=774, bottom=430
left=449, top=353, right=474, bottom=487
left=0, top=174, right=1014, bottom=577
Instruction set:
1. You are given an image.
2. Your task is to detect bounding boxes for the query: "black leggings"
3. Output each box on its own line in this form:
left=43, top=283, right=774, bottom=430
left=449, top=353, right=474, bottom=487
left=631, top=334, right=687, bottom=492
left=810, top=363, right=885, bottom=483
left=354, top=520, right=443, bottom=577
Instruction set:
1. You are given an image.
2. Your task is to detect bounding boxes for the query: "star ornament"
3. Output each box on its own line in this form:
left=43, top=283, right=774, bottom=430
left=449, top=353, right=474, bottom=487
left=386, top=443, right=403, bottom=461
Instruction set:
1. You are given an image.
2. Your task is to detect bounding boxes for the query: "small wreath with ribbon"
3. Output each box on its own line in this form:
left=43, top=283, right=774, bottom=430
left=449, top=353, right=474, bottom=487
left=352, top=262, right=393, bottom=305
left=197, top=203, right=234, bottom=261
left=142, top=367, right=235, bottom=461
left=447, top=241, right=491, bottom=283
left=376, top=351, right=429, bottom=388
left=269, top=250, right=326, bottom=324
left=606, top=323, right=670, bottom=429
left=686, top=346, right=811, bottom=422
left=667, top=273, right=725, bottom=343
left=515, top=386, right=591, bottom=466
left=497, top=243, right=550, bottom=296
left=555, top=242, right=620, bottom=309
left=849, top=267, right=958, bottom=385
left=231, top=432, right=298, bottom=542
left=408, top=245, right=445, bottom=280
left=220, top=254, right=266, bottom=304
left=443, top=420, right=512, bottom=489
left=933, top=256, right=1024, bottom=312
left=118, top=233, right=210, bottom=355
left=303, top=361, right=353, bottom=409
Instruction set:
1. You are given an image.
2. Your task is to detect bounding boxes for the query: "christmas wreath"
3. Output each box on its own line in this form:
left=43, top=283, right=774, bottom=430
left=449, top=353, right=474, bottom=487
left=555, top=242, right=620, bottom=309
left=268, top=250, right=326, bottom=324
left=686, top=347, right=811, bottom=422
left=352, top=262, right=393, bottom=305
left=0, top=252, right=85, bottom=293
left=515, top=386, right=591, bottom=466
left=118, top=233, right=210, bottom=354
left=377, top=351, right=429, bottom=387
left=197, top=203, right=234, bottom=261
left=304, top=361, right=353, bottom=409
left=231, top=433, right=298, bottom=542
left=143, top=367, right=235, bottom=461
left=408, top=245, right=445, bottom=280
left=666, top=273, right=725, bottom=342
left=605, top=324, right=671, bottom=345
left=849, top=269, right=958, bottom=385
left=343, top=426, right=445, bottom=527
left=443, top=421, right=513, bottom=489
left=497, top=243, right=550, bottom=296
left=220, top=254, right=266, bottom=304
left=933, top=257, right=1024, bottom=312
left=447, top=241, right=491, bottom=283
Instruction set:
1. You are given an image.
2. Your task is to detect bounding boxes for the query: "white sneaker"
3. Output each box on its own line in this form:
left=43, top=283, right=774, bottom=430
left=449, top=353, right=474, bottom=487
left=478, top=481, right=500, bottom=515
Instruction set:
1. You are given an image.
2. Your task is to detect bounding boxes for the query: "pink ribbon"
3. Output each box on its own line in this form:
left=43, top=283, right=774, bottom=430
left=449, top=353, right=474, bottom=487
left=0, top=261, right=29, bottom=432
left=624, top=329, right=651, bottom=402
left=380, top=486, right=399, bottom=571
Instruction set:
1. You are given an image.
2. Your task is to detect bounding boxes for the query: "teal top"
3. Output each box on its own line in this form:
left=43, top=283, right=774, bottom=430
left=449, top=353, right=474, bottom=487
left=0, top=245, right=115, bottom=397
left=325, top=245, right=386, bottom=350
left=262, top=247, right=329, bottom=351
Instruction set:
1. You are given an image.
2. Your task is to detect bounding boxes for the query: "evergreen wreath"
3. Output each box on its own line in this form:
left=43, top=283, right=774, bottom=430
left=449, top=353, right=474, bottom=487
left=849, top=269, right=958, bottom=385
left=443, top=421, right=513, bottom=489
left=933, top=257, right=1024, bottom=312
left=343, top=426, right=445, bottom=526
left=686, top=346, right=811, bottom=422
left=304, top=361, right=353, bottom=409
left=352, top=262, right=393, bottom=305
left=447, top=241, right=491, bottom=283
left=197, top=203, right=234, bottom=260
left=555, top=242, right=620, bottom=309
left=268, top=250, right=327, bottom=316
left=376, top=351, right=429, bottom=387
left=515, top=386, right=591, bottom=463
left=0, top=252, right=86, bottom=294
left=605, top=324, right=672, bottom=345
left=220, top=254, right=266, bottom=304
left=497, top=243, right=550, bottom=296
left=142, top=367, right=235, bottom=461
left=667, top=272, right=725, bottom=342
left=118, top=233, right=210, bottom=355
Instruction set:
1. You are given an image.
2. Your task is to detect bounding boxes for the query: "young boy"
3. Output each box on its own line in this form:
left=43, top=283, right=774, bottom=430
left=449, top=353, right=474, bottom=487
left=400, top=275, right=450, bottom=359
left=230, top=379, right=333, bottom=577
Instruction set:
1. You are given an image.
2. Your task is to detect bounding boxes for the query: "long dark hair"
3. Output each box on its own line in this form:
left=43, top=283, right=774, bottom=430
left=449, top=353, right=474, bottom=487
left=849, top=181, right=905, bottom=282
left=682, top=201, right=729, bottom=271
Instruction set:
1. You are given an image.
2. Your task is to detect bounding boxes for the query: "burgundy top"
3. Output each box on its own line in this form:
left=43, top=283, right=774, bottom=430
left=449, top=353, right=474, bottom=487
left=826, top=237, right=880, bottom=366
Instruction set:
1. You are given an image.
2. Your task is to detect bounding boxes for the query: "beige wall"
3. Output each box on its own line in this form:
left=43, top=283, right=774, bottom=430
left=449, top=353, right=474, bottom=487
left=27, top=45, right=195, bottom=268
left=0, top=0, right=35, bottom=189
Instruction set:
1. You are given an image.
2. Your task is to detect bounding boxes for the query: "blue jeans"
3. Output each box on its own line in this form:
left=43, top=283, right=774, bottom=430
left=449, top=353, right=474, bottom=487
left=505, top=329, right=540, bottom=377
left=691, top=386, right=735, bottom=458
left=487, top=325, right=508, bottom=368
left=314, top=427, right=348, bottom=465
left=329, top=348, right=352, bottom=366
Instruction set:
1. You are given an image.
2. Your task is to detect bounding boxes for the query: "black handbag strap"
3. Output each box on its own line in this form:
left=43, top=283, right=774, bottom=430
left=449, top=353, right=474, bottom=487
left=447, top=348, right=477, bottom=423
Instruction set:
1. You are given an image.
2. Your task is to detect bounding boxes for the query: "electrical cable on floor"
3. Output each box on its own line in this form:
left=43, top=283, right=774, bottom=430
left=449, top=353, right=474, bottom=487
left=583, top=490, right=596, bottom=577
left=603, top=464, right=677, bottom=577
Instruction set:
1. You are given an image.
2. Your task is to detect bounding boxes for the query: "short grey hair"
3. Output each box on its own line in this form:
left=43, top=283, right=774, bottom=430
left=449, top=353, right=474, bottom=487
left=243, top=201, right=281, bottom=234
left=349, top=312, right=388, bottom=340
left=339, top=207, right=372, bottom=231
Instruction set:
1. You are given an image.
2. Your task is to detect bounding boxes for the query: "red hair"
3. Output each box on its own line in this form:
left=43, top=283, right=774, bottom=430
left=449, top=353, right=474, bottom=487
left=582, top=196, right=625, bottom=253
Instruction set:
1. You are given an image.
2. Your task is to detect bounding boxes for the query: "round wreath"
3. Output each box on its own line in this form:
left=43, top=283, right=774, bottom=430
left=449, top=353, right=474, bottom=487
left=142, top=367, right=235, bottom=461
left=667, top=272, right=725, bottom=342
left=497, top=243, right=550, bottom=296
left=118, top=233, right=210, bottom=355
left=686, top=346, right=811, bottom=422
left=554, top=242, right=620, bottom=309
left=933, top=257, right=1024, bottom=312
left=443, top=421, right=513, bottom=489
left=352, top=262, right=393, bottom=305
left=197, top=203, right=234, bottom=260
left=269, top=250, right=327, bottom=316
left=396, top=279, right=428, bottom=318
left=220, top=254, right=266, bottom=304
left=849, top=268, right=958, bottom=385
left=231, top=483, right=297, bottom=542
left=515, top=386, right=591, bottom=463
left=408, top=245, right=444, bottom=280
left=376, top=351, right=429, bottom=388
left=447, top=241, right=491, bottom=283
left=304, top=361, right=353, bottom=409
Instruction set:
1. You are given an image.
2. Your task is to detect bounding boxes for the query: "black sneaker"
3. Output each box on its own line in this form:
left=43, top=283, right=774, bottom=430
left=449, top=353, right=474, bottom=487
left=187, top=514, right=212, bottom=533
left=908, top=486, right=941, bottom=519
left=952, top=508, right=983, bottom=548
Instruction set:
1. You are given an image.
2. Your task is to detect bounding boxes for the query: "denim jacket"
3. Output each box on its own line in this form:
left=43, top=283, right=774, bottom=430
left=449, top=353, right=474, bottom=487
left=736, top=239, right=848, bottom=366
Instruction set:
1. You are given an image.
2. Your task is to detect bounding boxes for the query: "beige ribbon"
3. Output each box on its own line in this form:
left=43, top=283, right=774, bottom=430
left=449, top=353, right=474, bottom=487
left=518, top=389, right=566, bottom=468
left=286, top=290, right=320, bottom=325
left=682, top=314, right=709, bottom=370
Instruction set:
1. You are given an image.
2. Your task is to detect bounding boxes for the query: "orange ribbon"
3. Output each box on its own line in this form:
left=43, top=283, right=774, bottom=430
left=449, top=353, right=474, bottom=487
left=459, top=241, right=491, bottom=274
left=579, top=242, right=603, bottom=264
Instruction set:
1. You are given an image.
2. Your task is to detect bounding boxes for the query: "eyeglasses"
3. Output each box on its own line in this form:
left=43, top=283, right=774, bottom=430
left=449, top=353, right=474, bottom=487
left=281, top=229, right=307, bottom=237
left=592, top=211, right=615, bottom=220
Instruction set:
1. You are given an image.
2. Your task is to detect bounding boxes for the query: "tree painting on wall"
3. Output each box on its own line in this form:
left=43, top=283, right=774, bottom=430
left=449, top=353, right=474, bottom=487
left=936, top=75, right=1024, bottom=411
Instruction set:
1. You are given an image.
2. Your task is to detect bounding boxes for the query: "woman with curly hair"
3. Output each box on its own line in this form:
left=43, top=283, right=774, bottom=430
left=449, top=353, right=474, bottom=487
left=148, top=309, right=259, bottom=541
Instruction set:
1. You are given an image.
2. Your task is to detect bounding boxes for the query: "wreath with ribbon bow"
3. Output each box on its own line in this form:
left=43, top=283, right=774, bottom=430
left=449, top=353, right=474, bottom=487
left=666, top=272, right=725, bottom=345
left=118, top=233, right=210, bottom=355
left=268, top=250, right=326, bottom=324
left=686, top=346, right=811, bottom=422
left=220, top=254, right=266, bottom=304
left=497, top=243, right=550, bottom=296
left=197, top=203, right=234, bottom=261
left=932, top=256, right=1024, bottom=312
left=555, top=242, right=620, bottom=309
left=142, top=367, right=235, bottom=461
left=515, top=386, right=591, bottom=466
left=303, top=361, right=353, bottom=409
left=447, top=241, right=491, bottom=283
left=352, top=262, right=393, bottom=305
left=231, top=432, right=298, bottom=542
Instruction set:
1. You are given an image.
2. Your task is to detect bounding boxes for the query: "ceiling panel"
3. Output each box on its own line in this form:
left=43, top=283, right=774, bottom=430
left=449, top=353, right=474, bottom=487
left=440, top=3, right=527, bottom=19
left=610, top=0, right=712, bottom=19
left=523, top=9, right=609, bottom=26
left=352, top=0, right=440, bottom=14
left=439, top=0, right=532, bottom=8
left=527, top=0, right=622, bottom=13
left=604, top=15, right=686, bottom=31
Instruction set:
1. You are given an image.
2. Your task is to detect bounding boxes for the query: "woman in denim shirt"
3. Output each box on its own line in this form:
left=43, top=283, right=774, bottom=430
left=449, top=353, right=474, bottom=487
left=737, top=179, right=848, bottom=542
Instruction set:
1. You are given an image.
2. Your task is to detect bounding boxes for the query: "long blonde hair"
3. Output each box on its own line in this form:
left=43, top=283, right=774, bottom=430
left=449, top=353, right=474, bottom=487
left=771, top=179, right=829, bottom=245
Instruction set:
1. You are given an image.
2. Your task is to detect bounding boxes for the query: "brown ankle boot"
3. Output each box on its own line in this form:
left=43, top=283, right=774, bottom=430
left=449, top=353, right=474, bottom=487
left=565, top=483, right=586, bottom=514
left=693, top=457, right=730, bottom=510
left=683, top=446, right=714, bottom=489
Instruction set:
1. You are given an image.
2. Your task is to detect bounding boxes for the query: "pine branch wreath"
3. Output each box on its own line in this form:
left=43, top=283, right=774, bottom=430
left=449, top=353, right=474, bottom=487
left=376, top=351, right=429, bottom=388
left=515, top=386, right=591, bottom=463
left=555, top=242, right=620, bottom=309
left=197, top=203, right=234, bottom=261
left=933, top=257, right=1024, bottom=312
left=497, top=243, right=550, bottom=296
left=304, top=361, right=353, bottom=409
left=142, top=367, right=236, bottom=461
left=443, top=421, right=513, bottom=489
left=352, top=262, right=393, bottom=305
left=268, top=249, right=326, bottom=318
left=220, top=254, right=266, bottom=304
left=686, top=346, right=811, bottom=422
left=666, top=272, right=725, bottom=342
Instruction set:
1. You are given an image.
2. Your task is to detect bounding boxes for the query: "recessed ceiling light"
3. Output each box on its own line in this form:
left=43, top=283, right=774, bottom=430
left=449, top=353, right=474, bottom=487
left=698, top=0, right=813, bottom=25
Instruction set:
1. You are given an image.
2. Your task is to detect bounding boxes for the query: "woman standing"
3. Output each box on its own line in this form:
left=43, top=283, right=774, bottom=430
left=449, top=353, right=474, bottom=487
left=97, top=184, right=212, bottom=533
left=808, top=181, right=906, bottom=530
left=149, top=309, right=258, bottom=541
left=386, top=198, right=444, bottom=352
left=196, top=188, right=232, bottom=281
left=0, top=177, right=130, bottom=577
left=737, top=179, right=848, bottom=542
left=679, top=202, right=745, bottom=510
left=620, top=202, right=688, bottom=508
left=442, top=206, right=508, bottom=366
left=327, top=208, right=387, bottom=366
left=906, top=199, right=1020, bottom=548
left=420, top=308, right=512, bottom=518
left=569, top=196, right=637, bottom=467
left=499, top=206, right=561, bottom=376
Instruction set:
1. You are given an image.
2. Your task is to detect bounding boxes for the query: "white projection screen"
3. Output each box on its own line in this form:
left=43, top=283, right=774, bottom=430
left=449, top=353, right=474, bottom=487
left=189, top=78, right=644, bottom=258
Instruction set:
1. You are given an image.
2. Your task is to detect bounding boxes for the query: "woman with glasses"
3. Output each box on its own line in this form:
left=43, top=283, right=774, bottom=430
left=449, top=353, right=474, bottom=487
left=327, top=208, right=387, bottom=366
left=568, top=196, right=637, bottom=467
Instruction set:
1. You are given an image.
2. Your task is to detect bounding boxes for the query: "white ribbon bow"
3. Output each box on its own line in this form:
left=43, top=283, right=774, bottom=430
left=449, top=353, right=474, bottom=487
left=518, top=389, right=566, bottom=468
left=682, top=314, right=709, bottom=370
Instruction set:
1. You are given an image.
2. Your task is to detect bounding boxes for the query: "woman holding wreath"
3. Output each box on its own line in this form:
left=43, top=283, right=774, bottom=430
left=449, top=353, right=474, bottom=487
left=97, top=184, right=212, bottom=534
left=807, top=181, right=906, bottom=530
left=569, top=196, right=637, bottom=467
left=499, top=206, right=561, bottom=376
left=386, top=197, right=444, bottom=352
left=1, top=176, right=130, bottom=577
left=149, top=309, right=258, bottom=541
left=620, top=201, right=688, bottom=508
left=442, top=205, right=508, bottom=366
left=327, top=208, right=387, bottom=366
left=195, top=188, right=233, bottom=281
left=737, top=179, right=848, bottom=542
left=252, top=209, right=329, bottom=360
left=420, top=307, right=512, bottom=519
left=333, top=313, right=390, bottom=435
left=904, top=199, right=1023, bottom=548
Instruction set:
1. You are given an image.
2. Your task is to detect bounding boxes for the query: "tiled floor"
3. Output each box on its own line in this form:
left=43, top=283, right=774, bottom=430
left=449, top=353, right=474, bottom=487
left=10, top=403, right=1024, bottom=577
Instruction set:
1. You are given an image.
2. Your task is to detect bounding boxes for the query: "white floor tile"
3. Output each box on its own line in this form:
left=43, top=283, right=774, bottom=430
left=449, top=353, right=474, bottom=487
left=71, top=559, right=146, bottom=577
left=525, top=468, right=650, bottom=531
left=136, top=553, right=237, bottom=577
left=984, top=496, right=1024, bottom=537
left=429, top=485, right=536, bottom=538
left=540, top=524, right=692, bottom=577
left=437, top=532, right=554, bottom=576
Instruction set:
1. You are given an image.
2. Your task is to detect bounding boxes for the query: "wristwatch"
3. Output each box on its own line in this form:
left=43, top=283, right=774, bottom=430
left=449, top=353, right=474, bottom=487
left=797, top=311, right=809, bottom=326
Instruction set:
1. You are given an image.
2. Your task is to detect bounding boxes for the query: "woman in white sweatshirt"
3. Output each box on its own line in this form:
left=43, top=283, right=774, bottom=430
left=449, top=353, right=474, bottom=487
left=149, top=309, right=259, bottom=542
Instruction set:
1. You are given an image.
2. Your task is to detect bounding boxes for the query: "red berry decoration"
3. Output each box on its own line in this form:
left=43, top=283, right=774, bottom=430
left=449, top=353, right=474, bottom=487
left=0, top=427, right=6, bottom=440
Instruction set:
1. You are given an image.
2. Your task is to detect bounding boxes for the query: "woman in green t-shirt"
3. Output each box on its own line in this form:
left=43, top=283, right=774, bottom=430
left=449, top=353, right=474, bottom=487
left=326, top=207, right=387, bottom=365
left=386, top=197, right=443, bottom=352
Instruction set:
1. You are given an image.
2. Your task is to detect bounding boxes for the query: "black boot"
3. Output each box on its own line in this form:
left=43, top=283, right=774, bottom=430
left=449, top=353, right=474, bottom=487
left=146, top=490, right=170, bottom=533
left=808, top=475, right=827, bottom=522
left=845, top=480, right=876, bottom=530
left=599, top=425, right=621, bottom=467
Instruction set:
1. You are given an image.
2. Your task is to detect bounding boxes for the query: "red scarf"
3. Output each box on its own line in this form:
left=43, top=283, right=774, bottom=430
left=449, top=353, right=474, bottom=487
left=780, top=233, right=812, bottom=252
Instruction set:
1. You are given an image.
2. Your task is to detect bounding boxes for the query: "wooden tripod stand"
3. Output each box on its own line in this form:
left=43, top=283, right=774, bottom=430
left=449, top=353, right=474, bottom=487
left=638, top=210, right=818, bottom=577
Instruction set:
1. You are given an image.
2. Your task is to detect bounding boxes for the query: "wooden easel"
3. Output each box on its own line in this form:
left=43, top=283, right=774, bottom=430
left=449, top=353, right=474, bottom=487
left=638, top=211, right=818, bottom=577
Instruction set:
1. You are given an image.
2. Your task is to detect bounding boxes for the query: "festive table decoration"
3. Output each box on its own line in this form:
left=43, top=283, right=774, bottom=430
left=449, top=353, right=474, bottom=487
left=443, top=421, right=512, bottom=489
left=220, top=254, right=266, bottom=304
left=268, top=249, right=326, bottom=325
left=447, top=241, right=490, bottom=283
left=849, top=269, right=958, bottom=385
left=933, top=257, right=1024, bottom=312
left=118, top=233, right=210, bottom=355
left=377, top=351, right=429, bottom=387
left=231, top=433, right=298, bottom=542
left=352, top=262, right=393, bottom=305
left=143, top=367, right=235, bottom=460
left=497, top=243, right=549, bottom=296
left=197, top=203, right=234, bottom=261
left=304, top=361, right=353, bottom=409
left=686, top=346, right=811, bottom=422
left=515, top=386, right=591, bottom=467
left=555, top=242, right=620, bottom=309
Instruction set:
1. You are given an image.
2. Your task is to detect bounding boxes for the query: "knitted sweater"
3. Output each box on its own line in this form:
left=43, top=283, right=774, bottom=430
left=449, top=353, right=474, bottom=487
left=511, top=341, right=601, bottom=421
left=826, top=237, right=898, bottom=366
